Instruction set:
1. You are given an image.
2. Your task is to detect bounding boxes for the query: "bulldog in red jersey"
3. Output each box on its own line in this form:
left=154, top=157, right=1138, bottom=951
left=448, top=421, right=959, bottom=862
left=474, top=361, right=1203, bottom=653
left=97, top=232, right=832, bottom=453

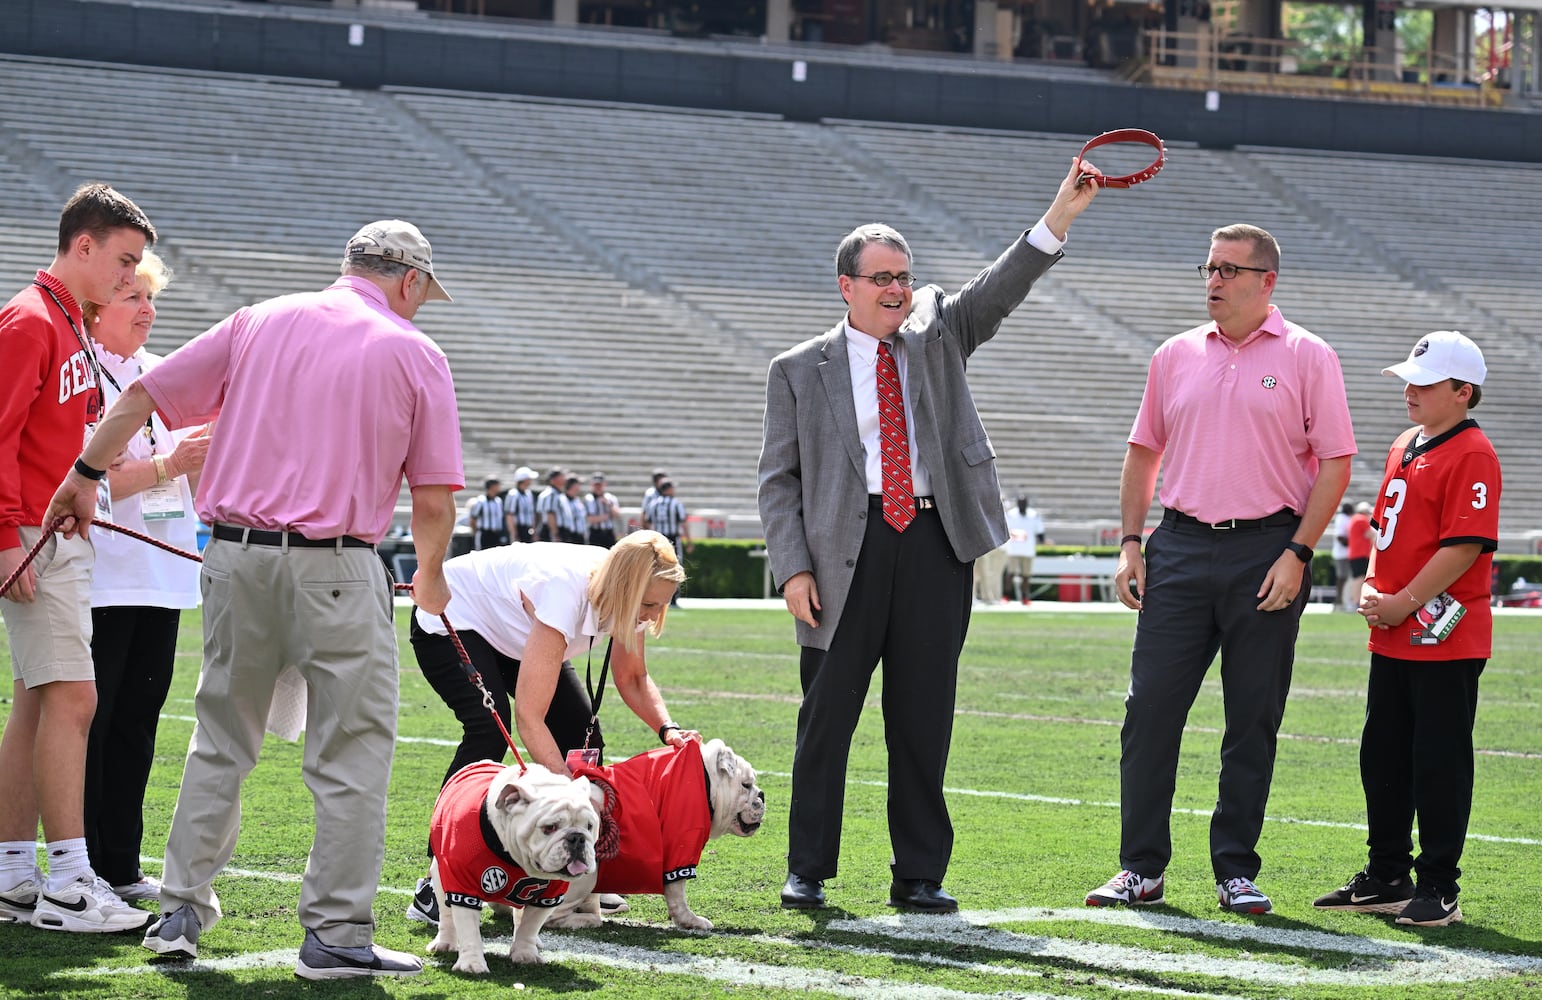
left=549, top=738, right=765, bottom=931
left=426, top=761, right=602, bottom=971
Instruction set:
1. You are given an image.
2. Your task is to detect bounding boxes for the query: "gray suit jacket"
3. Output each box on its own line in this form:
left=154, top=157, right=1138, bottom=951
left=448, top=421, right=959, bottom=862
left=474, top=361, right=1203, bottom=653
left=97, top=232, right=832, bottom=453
left=757, top=233, right=1061, bottom=650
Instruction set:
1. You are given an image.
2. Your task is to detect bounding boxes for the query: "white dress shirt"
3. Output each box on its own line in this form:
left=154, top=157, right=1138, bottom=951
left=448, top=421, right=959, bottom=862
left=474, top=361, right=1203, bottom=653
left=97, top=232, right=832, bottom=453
left=843, top=223, right=1064, bottom=498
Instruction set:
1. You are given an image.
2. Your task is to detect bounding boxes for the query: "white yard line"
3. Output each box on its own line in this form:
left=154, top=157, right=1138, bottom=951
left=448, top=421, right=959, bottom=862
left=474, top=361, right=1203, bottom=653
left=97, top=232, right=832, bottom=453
left=67, top=905, right=1542, bottom=993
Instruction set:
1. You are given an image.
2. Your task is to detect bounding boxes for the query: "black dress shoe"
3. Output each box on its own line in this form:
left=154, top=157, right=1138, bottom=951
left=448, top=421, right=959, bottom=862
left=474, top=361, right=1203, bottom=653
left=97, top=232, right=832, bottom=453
left=888, top=878, right=958, bottom=912
left=780, top=873, right=826, bottom=909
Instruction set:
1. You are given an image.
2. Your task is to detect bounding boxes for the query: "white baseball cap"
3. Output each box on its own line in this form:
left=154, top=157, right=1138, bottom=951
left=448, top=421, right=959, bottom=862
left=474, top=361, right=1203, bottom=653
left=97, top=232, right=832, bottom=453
left=1382, top=330, right=1486, bottom=386
left=514, top=466, right=536, bottom=482
left=345, top=220, right=452, bottom=302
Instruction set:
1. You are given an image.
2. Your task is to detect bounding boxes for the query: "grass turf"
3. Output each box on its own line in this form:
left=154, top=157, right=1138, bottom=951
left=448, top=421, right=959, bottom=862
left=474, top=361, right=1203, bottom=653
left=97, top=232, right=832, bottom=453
left=1, top=604, right=1538, bottom=998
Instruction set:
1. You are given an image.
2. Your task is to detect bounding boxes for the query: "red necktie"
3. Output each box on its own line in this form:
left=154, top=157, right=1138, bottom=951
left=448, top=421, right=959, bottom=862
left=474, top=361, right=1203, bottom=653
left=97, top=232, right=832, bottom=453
left=876, top=341, right=914, bottom=533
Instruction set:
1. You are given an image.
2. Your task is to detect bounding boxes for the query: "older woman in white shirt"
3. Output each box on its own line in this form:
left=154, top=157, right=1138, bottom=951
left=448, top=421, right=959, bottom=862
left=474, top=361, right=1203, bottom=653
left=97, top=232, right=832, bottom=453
left=82, top=249, right=211, bottom=901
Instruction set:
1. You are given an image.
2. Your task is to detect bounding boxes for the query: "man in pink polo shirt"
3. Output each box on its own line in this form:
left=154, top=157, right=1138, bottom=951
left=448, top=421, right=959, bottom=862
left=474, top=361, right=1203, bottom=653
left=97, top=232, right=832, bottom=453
left=1085, top=224, right=1354, bottom=916
left=47, top=220, right=464, bottom=978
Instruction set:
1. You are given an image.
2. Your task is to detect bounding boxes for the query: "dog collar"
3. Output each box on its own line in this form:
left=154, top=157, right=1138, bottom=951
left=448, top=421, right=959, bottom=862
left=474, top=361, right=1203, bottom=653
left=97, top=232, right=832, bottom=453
left=478, top=797, right=522, bottom=871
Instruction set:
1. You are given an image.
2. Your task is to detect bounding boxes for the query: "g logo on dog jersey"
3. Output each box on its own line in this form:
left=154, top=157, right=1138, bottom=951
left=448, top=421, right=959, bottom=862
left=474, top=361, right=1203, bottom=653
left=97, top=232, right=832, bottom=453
left=479, top=865, right=510, bottom=897
left=1260, top=375, right=1277, bottom=389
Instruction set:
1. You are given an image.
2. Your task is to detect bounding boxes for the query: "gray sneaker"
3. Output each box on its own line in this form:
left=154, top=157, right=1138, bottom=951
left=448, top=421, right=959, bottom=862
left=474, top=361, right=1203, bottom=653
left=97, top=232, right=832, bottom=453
left=294, top=929, right=423, bottom=980
left=0, top=872, right=41, bottom=923
left=142, top=905, right=201, bottom=959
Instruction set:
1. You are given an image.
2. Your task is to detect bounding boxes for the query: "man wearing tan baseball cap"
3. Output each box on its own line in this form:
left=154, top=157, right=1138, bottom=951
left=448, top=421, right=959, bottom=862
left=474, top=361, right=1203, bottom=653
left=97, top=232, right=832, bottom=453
left=345, top=219, right=452, bottom=302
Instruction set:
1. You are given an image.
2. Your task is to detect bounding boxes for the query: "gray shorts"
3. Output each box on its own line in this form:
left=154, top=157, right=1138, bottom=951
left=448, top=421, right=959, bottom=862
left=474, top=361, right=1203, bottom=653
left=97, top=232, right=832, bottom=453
left=1, top=527, right=94, bottom=688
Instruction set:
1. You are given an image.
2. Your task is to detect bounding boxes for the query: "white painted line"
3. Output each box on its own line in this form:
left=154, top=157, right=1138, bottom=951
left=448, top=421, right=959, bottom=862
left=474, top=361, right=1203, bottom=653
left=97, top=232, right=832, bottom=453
left=69, top=907, right=1542, bottom=992
left=831, top=910, right=1542, bottom=986
left=751, top=771, right=1542, bottom=847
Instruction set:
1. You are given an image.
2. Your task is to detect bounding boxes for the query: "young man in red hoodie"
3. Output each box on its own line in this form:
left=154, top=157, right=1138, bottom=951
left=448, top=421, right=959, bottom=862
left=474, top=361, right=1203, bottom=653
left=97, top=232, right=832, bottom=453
left=0, top=183, right=157, bottom=933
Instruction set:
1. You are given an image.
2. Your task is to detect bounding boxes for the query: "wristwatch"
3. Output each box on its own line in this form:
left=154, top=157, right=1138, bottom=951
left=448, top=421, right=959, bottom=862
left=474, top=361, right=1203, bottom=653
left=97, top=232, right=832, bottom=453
left=1285, top=542, right=1313, bottom=563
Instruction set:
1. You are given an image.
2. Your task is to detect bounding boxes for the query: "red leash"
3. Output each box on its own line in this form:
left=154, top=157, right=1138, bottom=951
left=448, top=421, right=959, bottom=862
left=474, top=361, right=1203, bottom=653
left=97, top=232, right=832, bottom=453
left=2, top=517, right=526, bottom=771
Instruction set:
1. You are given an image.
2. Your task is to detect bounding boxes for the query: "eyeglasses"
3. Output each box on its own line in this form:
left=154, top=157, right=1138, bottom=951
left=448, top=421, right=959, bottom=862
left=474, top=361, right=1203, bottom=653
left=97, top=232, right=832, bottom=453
left=1197, top=263, right=1271, bottom=280
left=848, top=271, right=916, bottom=288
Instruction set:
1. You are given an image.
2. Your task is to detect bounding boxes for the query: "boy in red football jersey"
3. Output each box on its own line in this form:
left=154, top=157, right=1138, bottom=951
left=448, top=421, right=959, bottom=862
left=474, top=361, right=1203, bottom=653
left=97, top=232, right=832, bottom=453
left=1313, top=331, right=1499, bottom=928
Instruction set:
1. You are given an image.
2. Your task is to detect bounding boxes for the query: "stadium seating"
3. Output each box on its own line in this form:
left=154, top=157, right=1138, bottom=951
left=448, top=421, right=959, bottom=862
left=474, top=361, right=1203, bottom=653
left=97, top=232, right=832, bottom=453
left=0, top=55, right=1533, bottom=541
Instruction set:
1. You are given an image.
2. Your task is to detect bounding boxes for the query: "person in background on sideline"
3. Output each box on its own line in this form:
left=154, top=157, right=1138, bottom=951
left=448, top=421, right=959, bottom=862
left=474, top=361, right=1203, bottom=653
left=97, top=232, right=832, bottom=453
left=1004, top=495, right=1045, bottom=604
left=1346, top=500, right=1374, bottom=611
left=468, top=476, right=509, bottom=550
left=1313, top=331, right=1499, bottom=928
left=586, top=472, right=620, bottom=549
left=1331, top=501, right=1354, bottom=612
left=505, top=466, right=537, bottom=543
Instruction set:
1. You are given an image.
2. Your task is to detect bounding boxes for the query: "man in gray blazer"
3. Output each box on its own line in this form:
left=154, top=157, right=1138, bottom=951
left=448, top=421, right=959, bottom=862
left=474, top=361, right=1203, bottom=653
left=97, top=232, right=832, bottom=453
left=758, top=156, right=1102, bottom=912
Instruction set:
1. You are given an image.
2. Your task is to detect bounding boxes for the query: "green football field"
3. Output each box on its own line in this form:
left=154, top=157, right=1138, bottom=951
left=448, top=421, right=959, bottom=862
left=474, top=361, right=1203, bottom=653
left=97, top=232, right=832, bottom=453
left=1, top=603, right=1539, bottom=999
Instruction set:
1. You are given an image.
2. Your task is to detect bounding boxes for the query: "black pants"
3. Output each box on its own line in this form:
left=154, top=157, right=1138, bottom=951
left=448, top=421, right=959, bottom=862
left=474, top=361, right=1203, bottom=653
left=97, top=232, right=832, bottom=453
left=473, top=530, right=510, bottom=550
left=1119, top=518, right=1307, bottom=881
left=588, top=527, right=617, bottom=549
left=515, top=523, right=535, bottom=544
left=85, top=605, right=181, bottom=886
left=787, top=500, right=971, bottom=882
left=1362, top=652, right=1483, bottom=893
left=409, top=616, right=599, bottom=787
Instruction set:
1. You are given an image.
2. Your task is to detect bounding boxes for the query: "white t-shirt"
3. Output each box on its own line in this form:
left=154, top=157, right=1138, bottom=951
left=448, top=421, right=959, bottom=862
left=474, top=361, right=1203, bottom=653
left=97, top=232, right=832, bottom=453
left=414, top=542, right=608, bottom=661
left=88, top=346, right=201, bottom=610
left=1004, top=506, right=1044, bottom=558
left=1330, top=511, right=1351, bottom=560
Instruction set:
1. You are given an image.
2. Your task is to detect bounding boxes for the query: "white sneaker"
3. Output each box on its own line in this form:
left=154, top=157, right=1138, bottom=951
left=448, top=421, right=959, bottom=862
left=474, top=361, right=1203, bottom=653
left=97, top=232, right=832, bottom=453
left=112, top=875, right=162, bottom=901
left=1217, top=876, right=1273, bottom=915
left=1085, top=869, right=1165, bottom=907
left=31, top=874, right=154, bottom=933
left=0, top=871, right=42, bottom=923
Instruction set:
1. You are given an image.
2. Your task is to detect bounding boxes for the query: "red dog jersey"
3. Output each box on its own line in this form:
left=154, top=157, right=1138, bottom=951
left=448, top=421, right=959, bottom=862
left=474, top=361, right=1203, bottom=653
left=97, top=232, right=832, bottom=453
left=572, top=741, right=712, bottom=895
left=429, top=761, right=570, bottom=909
left=1367, top=420, right=1500, bottom=661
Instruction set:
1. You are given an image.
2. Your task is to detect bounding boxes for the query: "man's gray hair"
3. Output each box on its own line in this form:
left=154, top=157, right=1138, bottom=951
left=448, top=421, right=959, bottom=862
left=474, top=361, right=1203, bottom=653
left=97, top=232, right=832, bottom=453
left=835, top=223, right=911, bottom=278
left=342, top=254, right=416, bottom=283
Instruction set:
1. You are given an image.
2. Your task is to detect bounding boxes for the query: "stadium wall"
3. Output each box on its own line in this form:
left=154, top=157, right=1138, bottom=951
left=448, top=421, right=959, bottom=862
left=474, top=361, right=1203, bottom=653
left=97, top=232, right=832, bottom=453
left=6, top=0, right=1540, bottom=163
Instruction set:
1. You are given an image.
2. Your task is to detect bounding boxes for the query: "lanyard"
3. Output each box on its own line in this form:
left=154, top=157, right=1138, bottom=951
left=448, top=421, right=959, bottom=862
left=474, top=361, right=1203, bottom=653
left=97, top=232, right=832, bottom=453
left=581, top=636, right=614, bottom=751
left=34, top=280, right=103, bottom=423
left=94, top=353, right=159, bottom=451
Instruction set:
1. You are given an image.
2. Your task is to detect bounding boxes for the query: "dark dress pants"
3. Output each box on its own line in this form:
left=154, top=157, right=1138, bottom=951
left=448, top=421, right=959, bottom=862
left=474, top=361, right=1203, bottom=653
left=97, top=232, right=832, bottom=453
left=787, top=500, right=972, bottom=883
left=85, top=605, right=181, bottom=885
left=1118, top=520, right=1307, bottom=881
left=1361, top=652, right=1483, bottom=892
left=409, top=616, right=598, bottom=787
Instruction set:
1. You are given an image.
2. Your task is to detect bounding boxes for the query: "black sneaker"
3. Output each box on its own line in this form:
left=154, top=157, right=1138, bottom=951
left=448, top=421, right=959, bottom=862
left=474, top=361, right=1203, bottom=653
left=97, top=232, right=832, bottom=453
left=405, top=877, right=438, bottom=927
left=1313, top=871, right=1414, bottom=915
left=1396, top=884, right=1462, bottom=927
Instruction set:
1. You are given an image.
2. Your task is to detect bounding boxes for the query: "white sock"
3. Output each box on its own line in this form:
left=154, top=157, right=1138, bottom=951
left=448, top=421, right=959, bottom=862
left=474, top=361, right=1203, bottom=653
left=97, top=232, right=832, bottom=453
left=0, top=841, right=39, bottom=884
left=43, top=839, right=92, bottom=892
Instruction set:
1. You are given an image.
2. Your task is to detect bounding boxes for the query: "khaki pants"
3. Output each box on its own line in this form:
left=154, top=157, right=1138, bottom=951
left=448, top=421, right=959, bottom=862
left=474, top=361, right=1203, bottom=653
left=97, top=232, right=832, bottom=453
left=973, top=546, right=1007, bottom=602
left=160, top=536, right=397, bottom=947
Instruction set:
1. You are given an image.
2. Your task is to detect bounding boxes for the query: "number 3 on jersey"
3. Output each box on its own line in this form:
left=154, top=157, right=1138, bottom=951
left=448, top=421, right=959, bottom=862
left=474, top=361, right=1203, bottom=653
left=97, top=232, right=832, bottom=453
left=1377, top=477, right=1489, bottom=551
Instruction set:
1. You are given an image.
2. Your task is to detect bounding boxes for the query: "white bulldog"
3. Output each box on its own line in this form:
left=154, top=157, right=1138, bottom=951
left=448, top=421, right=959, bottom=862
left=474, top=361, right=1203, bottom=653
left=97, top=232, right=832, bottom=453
left=426, top=761, right=602, bottom=971
left=546, top=737, right=765, bottom=931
